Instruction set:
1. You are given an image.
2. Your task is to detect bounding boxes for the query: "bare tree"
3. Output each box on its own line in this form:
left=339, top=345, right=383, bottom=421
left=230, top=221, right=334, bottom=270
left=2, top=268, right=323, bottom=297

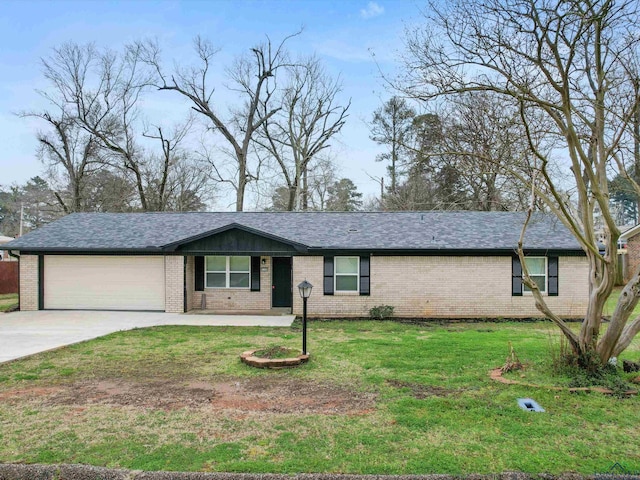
left=141, top=34, right=300, bottom=211
left=400, top=0, right=640, bottom=362
left=19, top=108, right=101, bottom=213
left=439, top=92, right=547, bottom=211
left=306, top=156, right=339, bottom=211
left=258, top=56, right=350, bottom=210
left=38, top=42, right=208, bottom=212
left=40, top=42, right=157, bottom=210
left=141, top=117, right=209, bottom=211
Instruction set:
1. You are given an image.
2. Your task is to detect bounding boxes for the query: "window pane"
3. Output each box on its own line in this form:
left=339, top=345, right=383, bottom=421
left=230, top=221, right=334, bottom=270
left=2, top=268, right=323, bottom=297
left=335, top=257, right=358, bottom=274
left=523, top=275, right=546, bottom=293
left=230, top=256, right=250, bottom=272
left=336, top=275, right=358, bottom=291
left=525, top=257, right=545, bottom=275
left=230, top=272, right=250, bottom=288
left=206, top=273, right=226, bottom=288
left=206, top=256, right=226, bottom=272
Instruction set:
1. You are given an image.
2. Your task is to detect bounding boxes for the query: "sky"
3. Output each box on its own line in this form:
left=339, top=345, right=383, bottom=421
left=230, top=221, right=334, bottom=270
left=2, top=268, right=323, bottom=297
left=0, top=0, right=423, bottom=209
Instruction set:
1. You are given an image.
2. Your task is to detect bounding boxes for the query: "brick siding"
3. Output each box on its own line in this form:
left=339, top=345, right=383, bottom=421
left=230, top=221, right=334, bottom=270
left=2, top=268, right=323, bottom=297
left=19, top=254, right=38, bottom=311
left=164, top=255, right=184, bottom=313
left=192, top=256, right=272, bottom=311
left=292, top=255, right=589, bottom=318
left=625, top=234, right=640, bottom=282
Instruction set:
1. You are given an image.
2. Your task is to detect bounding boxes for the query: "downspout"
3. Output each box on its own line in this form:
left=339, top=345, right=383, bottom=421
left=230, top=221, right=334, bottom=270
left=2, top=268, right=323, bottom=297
left=8, top=250, right=20, bottom=311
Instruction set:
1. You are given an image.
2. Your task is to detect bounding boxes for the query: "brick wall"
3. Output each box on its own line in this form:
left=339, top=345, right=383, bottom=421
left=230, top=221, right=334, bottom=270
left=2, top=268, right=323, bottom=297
left=193, top=256, right=272, bottom=311
left=292, top=255, right=589, bottom=318
left=625, top=234, right=640, bottom=282
left=19, top=254, right=38, bottom=311
left=164, top=255, right=184, bottom=313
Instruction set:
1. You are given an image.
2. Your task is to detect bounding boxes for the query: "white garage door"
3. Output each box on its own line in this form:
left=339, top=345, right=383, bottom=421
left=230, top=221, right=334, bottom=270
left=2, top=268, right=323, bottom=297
left=44, top=256, right=166, bottom=310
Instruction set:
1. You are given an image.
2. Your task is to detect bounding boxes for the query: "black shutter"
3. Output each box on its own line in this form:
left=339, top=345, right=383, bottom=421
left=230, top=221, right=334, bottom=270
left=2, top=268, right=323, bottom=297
left=548, top=256, right=559, bottom=296
left=360, top=255, right=370, bottom=296
left=195, top=256, right=205, bottom=291
left=323, top=256, right=334, bottom=295
left=512, top=256, right=523, bottom=296
left=251, top=256, right=261, bottom=291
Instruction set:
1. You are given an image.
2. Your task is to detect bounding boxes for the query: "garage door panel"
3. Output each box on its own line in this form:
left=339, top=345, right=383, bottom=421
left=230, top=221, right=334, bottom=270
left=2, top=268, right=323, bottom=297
left=44, top=256, right=165, bottom=310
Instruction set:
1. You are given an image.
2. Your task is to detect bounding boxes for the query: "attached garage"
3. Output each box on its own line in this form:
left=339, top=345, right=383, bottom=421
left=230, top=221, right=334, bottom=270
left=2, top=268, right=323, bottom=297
left=44, top=256, right=165, bottom=311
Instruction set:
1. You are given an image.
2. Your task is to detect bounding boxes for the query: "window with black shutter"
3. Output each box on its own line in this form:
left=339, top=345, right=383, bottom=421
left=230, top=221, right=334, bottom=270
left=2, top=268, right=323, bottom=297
left=195, top=256, right=204, bottom=291
left=360, top=256, right=370, bottom=296
left=323, top=256, right=334, bottom=295
left=512, top=256, right=558, bottom=296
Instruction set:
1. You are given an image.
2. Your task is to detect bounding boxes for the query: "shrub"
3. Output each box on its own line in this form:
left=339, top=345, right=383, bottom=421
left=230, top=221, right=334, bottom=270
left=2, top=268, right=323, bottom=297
left=551, top=337, right=632, bottom=396
left=369, top=305, right=395, bottom=320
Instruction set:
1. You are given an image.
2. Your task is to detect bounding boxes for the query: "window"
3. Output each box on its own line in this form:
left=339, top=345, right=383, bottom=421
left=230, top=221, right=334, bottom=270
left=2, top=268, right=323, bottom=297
left=523, top=257, right=546, bottom=293
left=205, top=256, right=250, bottom=289
left=335, top=256, right=359, bottom=292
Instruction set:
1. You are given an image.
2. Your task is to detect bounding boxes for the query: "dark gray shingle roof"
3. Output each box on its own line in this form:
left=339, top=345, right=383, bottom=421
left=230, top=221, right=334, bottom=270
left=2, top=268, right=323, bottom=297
left=1, top=211, right=583, bottom=253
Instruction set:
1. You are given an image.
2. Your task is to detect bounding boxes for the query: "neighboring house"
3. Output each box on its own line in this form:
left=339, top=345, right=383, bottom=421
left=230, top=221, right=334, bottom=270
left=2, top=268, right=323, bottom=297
left=622, top=224, right=640, bottom=282
left=1, top=211, right=589, bottom=318
left=0, top=236, right=16, bottom=261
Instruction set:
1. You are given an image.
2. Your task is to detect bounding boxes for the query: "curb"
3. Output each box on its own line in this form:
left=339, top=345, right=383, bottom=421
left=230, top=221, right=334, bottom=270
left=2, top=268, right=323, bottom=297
left=1, top=465, right=639, bottom=480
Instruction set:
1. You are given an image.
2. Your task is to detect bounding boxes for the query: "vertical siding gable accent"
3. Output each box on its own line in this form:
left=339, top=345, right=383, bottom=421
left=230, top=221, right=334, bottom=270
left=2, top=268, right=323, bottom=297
left=359, top=255, right=370, bottom=296
left=512, top=256, right=523, bottom=296
left=548, top=256, right=559, bottom=296
left=251, top=256, right=261, bottom=291
left=195, top=256, right=204, bottom=291
left=323, top=256, right=334, bottom=295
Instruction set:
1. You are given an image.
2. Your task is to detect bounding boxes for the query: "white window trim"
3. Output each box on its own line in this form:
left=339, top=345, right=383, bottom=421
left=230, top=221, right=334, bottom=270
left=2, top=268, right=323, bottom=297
left=522, top=256, right=547, bottom=295
left=205, top=256, right=251, bottom=289
left=335, top=256, right=360, bottom=293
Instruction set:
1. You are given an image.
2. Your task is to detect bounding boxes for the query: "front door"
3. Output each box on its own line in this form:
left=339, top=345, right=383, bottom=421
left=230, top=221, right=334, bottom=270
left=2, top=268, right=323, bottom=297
left=272, top=257, right=292, bottom=308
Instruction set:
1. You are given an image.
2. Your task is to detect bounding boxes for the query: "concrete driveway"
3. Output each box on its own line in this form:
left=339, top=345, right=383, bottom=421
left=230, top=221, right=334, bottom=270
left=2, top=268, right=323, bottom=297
left=0, top=310, right=295, bottom=363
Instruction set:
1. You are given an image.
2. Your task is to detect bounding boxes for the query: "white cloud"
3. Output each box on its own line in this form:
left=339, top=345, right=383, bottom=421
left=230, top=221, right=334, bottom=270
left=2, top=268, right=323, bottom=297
left=360, top=2, right=384, bottom=19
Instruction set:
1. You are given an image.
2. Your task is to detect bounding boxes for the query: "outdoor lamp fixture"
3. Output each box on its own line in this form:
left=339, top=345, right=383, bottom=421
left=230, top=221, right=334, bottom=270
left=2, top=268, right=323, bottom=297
left=297, top=280, right=313, bottom=355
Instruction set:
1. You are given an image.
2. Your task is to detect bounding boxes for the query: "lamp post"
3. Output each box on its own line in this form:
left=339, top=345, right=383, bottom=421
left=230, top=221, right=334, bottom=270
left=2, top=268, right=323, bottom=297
left=297, top=280, right=313, bottom=355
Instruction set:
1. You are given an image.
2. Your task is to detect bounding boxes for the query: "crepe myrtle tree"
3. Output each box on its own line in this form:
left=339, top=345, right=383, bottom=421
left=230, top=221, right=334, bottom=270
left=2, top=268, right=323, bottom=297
left=400, top=0, right=640, bottom=362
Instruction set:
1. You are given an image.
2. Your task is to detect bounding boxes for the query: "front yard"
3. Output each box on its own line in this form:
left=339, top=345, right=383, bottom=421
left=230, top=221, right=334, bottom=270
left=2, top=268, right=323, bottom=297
left=0, top=293, right=18, bottom=312
left=0, top=320, right=638, bottom=474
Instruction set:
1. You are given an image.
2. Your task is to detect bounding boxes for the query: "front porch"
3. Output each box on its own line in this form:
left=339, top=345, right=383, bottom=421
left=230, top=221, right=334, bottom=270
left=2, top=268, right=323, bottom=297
left=167, top=224, right=305, bottom=314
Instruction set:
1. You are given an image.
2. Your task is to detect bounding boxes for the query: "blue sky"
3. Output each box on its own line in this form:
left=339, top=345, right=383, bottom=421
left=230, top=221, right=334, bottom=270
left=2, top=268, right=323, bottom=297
left=0, top=0, right=422, bottom=207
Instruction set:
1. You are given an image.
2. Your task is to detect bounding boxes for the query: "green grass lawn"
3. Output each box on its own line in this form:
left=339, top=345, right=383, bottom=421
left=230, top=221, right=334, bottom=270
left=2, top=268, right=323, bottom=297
left=0, top=320, right=638, bottom=474
left=603, top=286, right=640, bottom=317
left=0, top=293, right=18, bottom=312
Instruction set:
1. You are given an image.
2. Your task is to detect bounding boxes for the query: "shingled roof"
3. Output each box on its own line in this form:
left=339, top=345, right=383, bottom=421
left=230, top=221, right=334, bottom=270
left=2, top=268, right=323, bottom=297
left=1, top=211, right=583, bottom=254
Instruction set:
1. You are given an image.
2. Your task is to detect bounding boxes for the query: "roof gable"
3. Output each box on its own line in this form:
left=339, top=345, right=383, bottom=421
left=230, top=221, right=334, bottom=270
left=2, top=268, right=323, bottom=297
left=168, top=224, right=307, bottom=255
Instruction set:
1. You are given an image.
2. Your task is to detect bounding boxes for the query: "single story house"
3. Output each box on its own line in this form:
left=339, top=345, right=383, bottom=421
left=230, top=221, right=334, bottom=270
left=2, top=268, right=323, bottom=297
left=1, top=211, right=589, bottom=318
left=0, top=236, right=16, bottom=261
left=621, top=223, right=640, bottom=282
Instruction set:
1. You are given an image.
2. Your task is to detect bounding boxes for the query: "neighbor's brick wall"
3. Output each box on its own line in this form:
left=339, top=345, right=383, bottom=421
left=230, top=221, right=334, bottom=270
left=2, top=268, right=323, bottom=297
left=193, top=256, right=272, bottom=311
left=292, top=255, right=589, bottom=318
left=19, top=254, right=39, bottom=311
left=164, top=255, right=184, bottom=313
left=625, top=234, right=640, bottom=282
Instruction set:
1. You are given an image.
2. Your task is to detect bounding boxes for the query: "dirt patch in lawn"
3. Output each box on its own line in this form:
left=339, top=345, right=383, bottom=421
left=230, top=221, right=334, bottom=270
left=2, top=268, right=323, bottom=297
left=386, top=379, right=461, bottom=398
left=0, top=377, right=375, bottom=414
